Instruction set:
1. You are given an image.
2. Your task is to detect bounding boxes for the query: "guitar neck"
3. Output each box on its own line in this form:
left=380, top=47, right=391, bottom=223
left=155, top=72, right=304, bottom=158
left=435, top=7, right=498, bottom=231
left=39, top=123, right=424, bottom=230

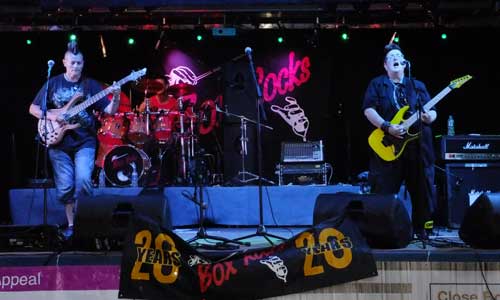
left=66, top=76, right=132, bottom=118
left=401, top=85, right=453, bottom=129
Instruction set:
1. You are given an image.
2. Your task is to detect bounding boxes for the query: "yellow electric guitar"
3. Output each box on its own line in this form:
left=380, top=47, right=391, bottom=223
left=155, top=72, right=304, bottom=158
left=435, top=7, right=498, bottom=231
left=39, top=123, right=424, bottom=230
left=368, top=75, right=472, bottom=161
left=38, top=68, right=146, bottom=146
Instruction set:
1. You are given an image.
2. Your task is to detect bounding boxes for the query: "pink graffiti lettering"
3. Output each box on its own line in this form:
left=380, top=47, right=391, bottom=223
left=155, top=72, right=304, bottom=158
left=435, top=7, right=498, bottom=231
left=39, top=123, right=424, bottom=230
left=243, top=244, right=286, bottom=266
left=197, top=261, right=238, bottom=293
left=256, top=51, right=311, bottom=103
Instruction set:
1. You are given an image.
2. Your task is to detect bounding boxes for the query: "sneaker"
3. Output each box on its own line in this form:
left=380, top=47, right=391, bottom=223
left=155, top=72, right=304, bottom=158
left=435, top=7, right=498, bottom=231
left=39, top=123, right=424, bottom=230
left=62, top=226, right=74, bottom=239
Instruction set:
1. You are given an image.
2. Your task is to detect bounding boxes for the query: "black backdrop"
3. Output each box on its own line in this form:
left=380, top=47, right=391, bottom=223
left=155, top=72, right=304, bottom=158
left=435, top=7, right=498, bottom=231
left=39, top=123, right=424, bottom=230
left=2, top=28, right=499, bottom=223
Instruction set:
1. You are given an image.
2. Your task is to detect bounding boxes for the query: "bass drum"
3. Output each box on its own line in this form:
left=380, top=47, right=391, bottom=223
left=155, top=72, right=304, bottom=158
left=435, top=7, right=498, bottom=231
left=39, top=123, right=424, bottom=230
left=103, top=145, right=151, bottom=187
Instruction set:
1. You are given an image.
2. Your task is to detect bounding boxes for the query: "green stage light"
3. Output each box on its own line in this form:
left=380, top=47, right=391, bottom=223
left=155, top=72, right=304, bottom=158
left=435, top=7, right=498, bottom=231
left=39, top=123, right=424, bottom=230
left=196, top=34, right=203, bottom=41
left=277, top=36, right=284, bottom=43
left=26, top=39, right=32, bottom=45
left=441, top=33, right=447, bottom=40
left=69, top=34, right=77, bottom=41
left=128, top=37, right=135, bottom=45
left=341, top=32, right=349, bottom=41
left=394, top=37, right=400, bottom=43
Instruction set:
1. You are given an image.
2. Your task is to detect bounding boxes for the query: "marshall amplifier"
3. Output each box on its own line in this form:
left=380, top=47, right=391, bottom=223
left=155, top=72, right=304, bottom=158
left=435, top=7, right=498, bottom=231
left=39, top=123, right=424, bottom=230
left=441, top=135, right=500, bottom=161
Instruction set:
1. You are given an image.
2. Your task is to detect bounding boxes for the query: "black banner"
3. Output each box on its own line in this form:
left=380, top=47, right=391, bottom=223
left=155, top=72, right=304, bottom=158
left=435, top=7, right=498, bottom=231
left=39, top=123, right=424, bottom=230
left=119, top=214, right=377, bottom=300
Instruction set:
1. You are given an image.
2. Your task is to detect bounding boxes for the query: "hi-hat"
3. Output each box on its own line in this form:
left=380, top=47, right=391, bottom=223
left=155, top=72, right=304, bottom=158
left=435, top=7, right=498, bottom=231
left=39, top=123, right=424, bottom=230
left=134, top=78, right=165, bottom=96
left=166, top=83, right=195, bottom=98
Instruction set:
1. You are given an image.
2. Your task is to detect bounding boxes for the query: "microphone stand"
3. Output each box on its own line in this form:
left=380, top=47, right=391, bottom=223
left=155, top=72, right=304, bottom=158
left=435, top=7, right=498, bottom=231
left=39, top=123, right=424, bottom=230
left=40, top=62, right=54, bottom=250
left=216, top=106, right=275, bottom=185
left=407, top=61, right=433, bottom=247
left=185, top=131, right=248, bottom=249
left=229, top=49, right=286, bottom=246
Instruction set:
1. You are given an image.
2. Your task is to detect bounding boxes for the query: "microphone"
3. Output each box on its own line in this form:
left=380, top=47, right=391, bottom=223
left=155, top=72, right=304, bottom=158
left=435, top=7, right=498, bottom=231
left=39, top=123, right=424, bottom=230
left=401, top=60, right=410, bottom=66
left=47, top=60, right=55, bottom=77
left=245, top=47, right=252, bottom=59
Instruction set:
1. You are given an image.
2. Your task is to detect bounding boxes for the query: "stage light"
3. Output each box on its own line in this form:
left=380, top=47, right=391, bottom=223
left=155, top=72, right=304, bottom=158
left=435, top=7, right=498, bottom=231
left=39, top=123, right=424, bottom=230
left=69, top=34, right=77, bottom=41
left=441, top=33, right=448, bottom=40
left=341, top=32, right=349, bottom=41
left=196, top=34, right=203, bottom=41
left=277, top=36, right=284, bottom=43
left=394, top=37, right=400, bottom=43
left=127, top=37, right=135, bottom=45
left=26, top=39, right=32, bottom=45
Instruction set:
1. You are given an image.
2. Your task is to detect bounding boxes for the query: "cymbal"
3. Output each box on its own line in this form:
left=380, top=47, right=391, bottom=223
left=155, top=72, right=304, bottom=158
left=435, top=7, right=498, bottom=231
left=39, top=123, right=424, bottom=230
left=166, top=83, right=195, bottom=98
left=133, top=78, right=165, bottom=96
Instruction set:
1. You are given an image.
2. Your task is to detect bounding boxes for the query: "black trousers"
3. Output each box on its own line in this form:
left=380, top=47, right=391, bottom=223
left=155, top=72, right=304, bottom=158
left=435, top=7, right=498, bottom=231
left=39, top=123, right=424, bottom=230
left=368, top=141, right=434, bottom=230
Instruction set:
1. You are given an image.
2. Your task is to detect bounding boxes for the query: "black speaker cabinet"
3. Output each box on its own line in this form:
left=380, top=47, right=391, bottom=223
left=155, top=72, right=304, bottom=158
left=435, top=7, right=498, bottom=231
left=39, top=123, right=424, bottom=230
left=446, top=163, right=500, bottom=229
left=313, top=192, right=412, bottom=249
left=73, top=189, right=171, bottom=250
left=459, top=193, right=500, bottom=249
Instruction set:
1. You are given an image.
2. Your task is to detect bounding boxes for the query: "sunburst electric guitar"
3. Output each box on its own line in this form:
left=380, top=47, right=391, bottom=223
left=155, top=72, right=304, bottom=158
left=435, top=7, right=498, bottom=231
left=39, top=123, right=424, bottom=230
left=38, top=68, right=147, bottom=146
left=368, top=75, right=472, bottom=161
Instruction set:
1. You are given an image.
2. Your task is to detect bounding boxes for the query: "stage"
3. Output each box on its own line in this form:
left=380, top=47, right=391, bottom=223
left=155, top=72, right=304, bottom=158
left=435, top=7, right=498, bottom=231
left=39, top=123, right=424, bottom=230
left=1, top=228, right=500, bottom=300
left=3, top=185, right=500, bottom=299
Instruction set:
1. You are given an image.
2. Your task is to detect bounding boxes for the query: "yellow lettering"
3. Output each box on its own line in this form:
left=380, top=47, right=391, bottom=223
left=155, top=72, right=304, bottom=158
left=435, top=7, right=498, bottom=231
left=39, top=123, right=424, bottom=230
left=295, top=232, right=324, bottom=276
left=131, top=230, right=152, bottom=280
left=153, top=233, right=179, bottom=284
left=319, top=228, right=352, bottom=269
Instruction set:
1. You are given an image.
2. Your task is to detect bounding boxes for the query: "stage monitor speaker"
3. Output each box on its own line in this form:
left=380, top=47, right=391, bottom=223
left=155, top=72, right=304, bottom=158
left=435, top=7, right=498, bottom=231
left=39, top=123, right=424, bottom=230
left=73, top=189, right=171, bottom=250
left=313, top=192, right=412, bottom=249
left=446, top=163, right=500, bottom=229
left=459, top=192, right=500, bottom=249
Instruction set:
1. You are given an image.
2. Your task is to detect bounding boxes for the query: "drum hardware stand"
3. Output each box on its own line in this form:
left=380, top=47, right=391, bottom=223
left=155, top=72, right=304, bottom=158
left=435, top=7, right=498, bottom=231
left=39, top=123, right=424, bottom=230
left=177, top=97, right=198, bottom=184
left=216, top=105, right=275, bottom=185
left=145, top=97, right=151, bottom=136
left=150, top=109, right=176, bottom=187
left=177, top=96, right=189, bottom=182
left=224, top=48, right=285, bottom=246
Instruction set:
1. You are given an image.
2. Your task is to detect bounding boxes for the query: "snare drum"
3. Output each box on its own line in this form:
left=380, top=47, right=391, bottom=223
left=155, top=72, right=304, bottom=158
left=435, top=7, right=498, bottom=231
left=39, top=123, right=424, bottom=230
left=97, top=113, right=128, bottom=145
left=103, top=145, right=151, bottom=187
left=127, top=113, right=150, bottom=145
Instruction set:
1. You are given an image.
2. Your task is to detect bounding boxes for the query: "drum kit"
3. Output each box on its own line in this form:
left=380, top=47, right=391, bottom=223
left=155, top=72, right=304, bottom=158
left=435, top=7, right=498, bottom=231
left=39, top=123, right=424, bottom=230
left=96, top=78, right=202, bottom=187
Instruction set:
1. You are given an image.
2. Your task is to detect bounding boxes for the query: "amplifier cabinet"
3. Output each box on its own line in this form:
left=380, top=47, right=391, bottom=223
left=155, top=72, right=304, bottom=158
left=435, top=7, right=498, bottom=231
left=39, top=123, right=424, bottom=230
left=276, top=163, right=328, bottom=186
left=446, top=162, right=500, bottom=228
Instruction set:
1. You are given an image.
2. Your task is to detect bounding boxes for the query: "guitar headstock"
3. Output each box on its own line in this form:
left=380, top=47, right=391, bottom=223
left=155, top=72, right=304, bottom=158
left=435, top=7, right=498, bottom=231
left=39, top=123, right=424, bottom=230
left=129, top=68, right=147, bottom=82
left=449, top=75, right=472, bottom=89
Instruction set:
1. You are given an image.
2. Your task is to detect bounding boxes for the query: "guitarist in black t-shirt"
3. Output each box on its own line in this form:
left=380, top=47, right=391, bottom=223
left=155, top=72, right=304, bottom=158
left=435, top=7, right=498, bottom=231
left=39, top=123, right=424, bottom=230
left=29, top=41, right=121, bottom=238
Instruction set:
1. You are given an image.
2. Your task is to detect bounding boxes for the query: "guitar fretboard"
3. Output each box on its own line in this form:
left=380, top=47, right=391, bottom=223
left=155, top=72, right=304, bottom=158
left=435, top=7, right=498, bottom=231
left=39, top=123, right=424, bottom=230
left=65, top=68, right=146, bottom=118
left=401, top=85, right=452, bottom=129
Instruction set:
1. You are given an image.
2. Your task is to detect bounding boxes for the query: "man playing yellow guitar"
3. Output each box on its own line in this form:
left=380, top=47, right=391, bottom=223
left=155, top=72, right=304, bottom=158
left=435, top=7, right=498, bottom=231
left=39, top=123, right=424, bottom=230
left=362, top=42, right=437, bottom=241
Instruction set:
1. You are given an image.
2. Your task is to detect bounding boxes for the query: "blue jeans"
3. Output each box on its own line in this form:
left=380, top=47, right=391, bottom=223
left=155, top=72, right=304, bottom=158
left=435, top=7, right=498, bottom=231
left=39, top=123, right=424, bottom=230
left=49, top=147, right=95, bottom=206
